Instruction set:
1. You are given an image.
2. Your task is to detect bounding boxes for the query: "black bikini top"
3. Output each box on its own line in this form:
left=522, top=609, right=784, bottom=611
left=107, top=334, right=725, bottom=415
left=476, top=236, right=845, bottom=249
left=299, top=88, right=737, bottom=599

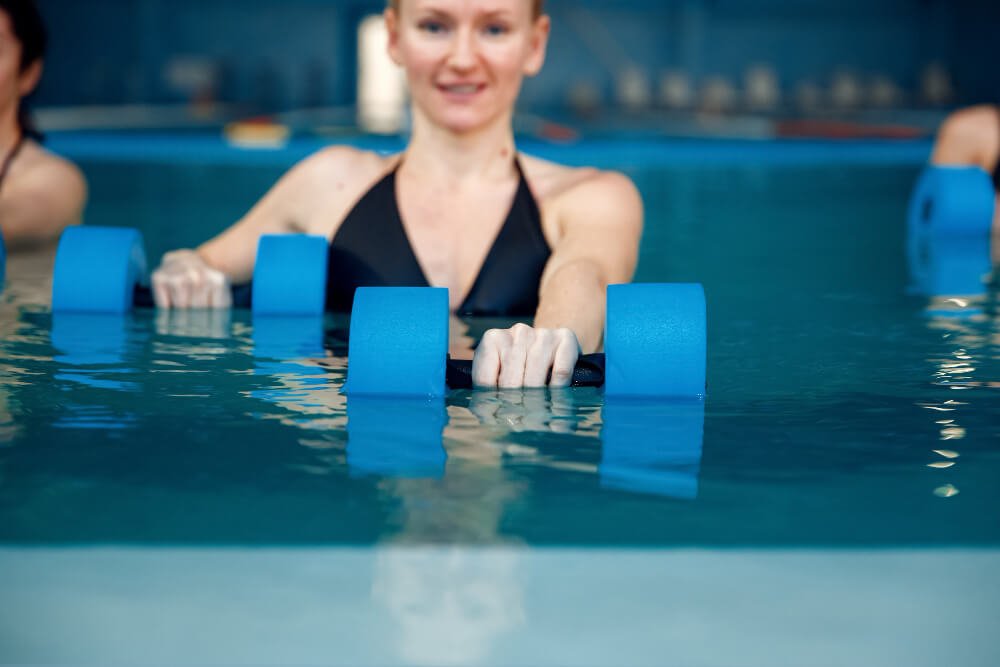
left=326, top=157, right=551, bottom=316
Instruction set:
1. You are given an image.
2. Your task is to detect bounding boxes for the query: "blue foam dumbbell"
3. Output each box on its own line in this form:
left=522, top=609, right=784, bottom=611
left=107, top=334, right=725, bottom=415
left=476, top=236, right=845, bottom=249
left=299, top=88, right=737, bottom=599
left=907, top=166, right=995, bottom=237
left=343, top=283, right=707, bottom=398
left=51, top=227, right=328, bottom=315
left=52, top=226, right=148, bottom=313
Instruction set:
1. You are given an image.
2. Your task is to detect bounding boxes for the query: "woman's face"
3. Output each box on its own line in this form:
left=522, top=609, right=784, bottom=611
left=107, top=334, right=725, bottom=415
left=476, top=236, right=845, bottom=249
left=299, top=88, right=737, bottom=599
left=386, top=0, right=549, bottom=135
left=0, top=10, right=40, bottom=122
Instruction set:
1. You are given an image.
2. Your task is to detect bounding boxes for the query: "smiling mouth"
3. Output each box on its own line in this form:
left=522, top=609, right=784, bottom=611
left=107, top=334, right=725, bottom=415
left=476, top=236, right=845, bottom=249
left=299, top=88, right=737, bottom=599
left=438, top=83, right=484, bottom=95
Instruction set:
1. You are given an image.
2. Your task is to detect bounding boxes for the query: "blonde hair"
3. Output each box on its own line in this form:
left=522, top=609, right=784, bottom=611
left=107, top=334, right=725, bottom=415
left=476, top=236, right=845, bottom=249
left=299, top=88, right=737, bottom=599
left=387, top=0, right=545, bottom=20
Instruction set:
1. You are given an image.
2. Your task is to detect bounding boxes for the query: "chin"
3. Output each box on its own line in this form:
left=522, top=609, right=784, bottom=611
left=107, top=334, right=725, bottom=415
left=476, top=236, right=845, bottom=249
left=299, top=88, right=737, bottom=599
left=435, top=108, right=507, bottom=135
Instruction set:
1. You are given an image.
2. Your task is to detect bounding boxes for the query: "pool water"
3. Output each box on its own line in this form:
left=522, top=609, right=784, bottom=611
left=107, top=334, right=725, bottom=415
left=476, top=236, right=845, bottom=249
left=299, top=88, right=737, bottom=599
left=1, top=142, right=998, bottom=665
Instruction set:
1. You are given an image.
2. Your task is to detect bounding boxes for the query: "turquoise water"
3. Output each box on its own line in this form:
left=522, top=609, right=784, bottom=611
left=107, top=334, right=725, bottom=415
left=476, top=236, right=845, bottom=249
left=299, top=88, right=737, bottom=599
left=1, top=142, right=999, bottom=664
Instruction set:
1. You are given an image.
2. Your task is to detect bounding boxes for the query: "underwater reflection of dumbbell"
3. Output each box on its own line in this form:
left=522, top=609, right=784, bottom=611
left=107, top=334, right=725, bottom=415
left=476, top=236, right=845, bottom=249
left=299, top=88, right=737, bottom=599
left=906, top=166, right=996, bottom=299
left=343, top=283, right=706, bottom=398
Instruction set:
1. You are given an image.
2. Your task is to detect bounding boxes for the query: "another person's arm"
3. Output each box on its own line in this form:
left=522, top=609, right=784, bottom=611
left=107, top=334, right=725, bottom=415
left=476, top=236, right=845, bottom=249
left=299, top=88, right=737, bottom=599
left=472, top=171, right=643, bottom=388
left=0, top=153, right=86, bottom=250
left=929, top=105, right=999, bottom=168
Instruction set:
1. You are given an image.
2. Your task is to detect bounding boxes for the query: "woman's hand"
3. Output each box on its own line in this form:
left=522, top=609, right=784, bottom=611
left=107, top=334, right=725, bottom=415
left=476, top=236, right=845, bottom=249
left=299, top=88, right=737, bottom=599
left=151, top=249, right=232, bottom=309
left=471, top=323, right=580, bottom=388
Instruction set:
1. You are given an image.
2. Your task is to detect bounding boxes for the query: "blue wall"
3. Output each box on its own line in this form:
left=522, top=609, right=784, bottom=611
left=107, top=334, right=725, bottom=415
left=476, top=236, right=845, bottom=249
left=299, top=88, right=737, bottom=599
left=32, top=0, right=1000, bottom=114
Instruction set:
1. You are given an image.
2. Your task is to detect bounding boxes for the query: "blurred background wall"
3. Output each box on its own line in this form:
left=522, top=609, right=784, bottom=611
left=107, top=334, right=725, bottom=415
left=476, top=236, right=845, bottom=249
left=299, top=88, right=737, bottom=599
left=31, top=0, right=1000, bottom=120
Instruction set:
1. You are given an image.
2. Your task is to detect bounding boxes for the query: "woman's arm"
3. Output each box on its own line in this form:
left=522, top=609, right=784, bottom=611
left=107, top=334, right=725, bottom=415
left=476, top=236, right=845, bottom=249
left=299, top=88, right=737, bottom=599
left=152, top=146, right=373, bottom=308
left=471, top=170, right=643, bottom=388
left=534, top=170, right=643, bottom=351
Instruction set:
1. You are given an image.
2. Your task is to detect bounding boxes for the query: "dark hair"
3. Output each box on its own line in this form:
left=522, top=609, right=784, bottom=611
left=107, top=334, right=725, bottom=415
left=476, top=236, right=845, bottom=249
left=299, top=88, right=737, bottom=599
left=0, top=0, right=47, bottom=140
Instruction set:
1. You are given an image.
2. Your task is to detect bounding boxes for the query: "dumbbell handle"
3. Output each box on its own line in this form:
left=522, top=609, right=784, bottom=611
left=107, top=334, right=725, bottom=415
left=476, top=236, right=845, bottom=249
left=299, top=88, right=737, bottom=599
left=445, top=353, right=606, bottom=389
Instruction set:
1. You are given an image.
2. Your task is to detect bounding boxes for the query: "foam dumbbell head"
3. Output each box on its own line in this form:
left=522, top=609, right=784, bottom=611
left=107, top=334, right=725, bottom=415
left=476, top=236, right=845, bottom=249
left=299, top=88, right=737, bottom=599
left=604, top=283, right=706, bottom=398
left=252, top=234, right=329, bottom=315
left=907, top=166, right=995, bottom=236
left=52, top=226, right=147, bottom=313
left=344, top=286, right=449, bottom=397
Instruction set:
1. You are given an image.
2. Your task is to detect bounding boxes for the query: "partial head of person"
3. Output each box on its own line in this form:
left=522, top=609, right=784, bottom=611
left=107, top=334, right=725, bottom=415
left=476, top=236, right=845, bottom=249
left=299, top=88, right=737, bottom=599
left=0, top=0, right=46, bottom=140
left=384, top=0, right=550, bottom=135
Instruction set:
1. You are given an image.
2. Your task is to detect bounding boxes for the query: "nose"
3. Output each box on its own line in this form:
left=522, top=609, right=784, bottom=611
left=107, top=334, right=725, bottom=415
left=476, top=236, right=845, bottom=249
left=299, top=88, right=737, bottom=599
left=446, top=27, right=477, bottom=70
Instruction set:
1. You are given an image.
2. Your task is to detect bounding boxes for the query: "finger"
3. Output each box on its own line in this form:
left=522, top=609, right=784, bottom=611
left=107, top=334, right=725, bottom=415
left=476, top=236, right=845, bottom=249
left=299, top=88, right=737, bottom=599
left=523, top=328, right=555, bottom=387
left=472, top=329, right=506, bottom=387
left=498, top=324, right=532, bottom=388
left=190, top=279, right=211, bottom=309
left=167, top=277, right=191, bottom=309
left=152, top=273, right=172, bottom=309
left=549, top=328, right=580, bottom=388
left=212, top=273, right=232, bottom=309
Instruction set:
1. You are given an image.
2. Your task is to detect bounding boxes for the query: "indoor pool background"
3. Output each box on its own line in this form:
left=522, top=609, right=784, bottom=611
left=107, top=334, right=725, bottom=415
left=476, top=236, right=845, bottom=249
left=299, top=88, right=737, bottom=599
left=1, top=136, right=998, bottom=665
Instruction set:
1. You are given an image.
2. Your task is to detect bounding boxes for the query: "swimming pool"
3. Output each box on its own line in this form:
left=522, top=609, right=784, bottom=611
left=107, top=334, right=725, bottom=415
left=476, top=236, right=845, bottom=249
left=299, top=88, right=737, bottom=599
left=1, top=133, right=998, bottom=665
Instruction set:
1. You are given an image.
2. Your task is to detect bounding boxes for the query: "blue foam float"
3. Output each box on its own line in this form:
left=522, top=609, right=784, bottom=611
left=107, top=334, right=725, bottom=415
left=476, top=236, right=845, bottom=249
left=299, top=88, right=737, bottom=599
left=604, top=283, right=706, bottom=398
left=344, top=286, right=449, bottom=397
left=907, top=166, right=995, bottom=237
left=252, top=234, right=328, bottom=315
left=52, top=226, right=147, bottom=313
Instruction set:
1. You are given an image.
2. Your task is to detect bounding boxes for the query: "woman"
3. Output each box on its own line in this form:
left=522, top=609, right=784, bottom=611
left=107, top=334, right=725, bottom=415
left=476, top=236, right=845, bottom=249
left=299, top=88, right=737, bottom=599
left=0, top=0, right=86, bottom=250
left=153, top=0, right=643, bottom=388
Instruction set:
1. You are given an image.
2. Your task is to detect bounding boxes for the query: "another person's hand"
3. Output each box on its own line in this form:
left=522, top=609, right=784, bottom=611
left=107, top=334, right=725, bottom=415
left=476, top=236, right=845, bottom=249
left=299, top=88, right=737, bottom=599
left=152, top=249, right=232, bottom=309
left=471, top=323, right=580, bottom=388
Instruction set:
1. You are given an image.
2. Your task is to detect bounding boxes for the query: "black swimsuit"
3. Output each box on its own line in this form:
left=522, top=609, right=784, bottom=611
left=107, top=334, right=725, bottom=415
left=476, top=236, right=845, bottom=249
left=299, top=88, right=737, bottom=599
left=326, top=158, right=551, bottom=316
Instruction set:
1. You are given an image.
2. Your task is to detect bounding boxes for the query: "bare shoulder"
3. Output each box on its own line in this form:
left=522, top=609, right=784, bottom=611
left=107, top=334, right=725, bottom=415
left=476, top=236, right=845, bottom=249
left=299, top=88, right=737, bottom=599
left=933, top=105, right=1000, bottom=167
left=19, top=143, right=86, bottom=192
left=940, top=105, right=998, bottom=136
left=519, top=153, right=642, bottom=228
left=288, top=144, right=392, bottom=189
left=248, top=144, right=397, bottom=235
left=13, top=143, right=87, bottom=218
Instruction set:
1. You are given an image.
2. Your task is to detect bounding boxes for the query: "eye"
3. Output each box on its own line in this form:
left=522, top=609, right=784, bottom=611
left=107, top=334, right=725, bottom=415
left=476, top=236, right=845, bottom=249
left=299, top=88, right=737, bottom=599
left=483, top=23, right=509, bottom=36
left=418, top=19, right=448, bottom=35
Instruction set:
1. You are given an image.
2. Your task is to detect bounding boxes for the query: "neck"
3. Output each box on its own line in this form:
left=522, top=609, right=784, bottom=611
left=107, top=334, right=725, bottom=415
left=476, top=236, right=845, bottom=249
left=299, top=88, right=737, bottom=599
left=402, top=109, right=518, bottom=184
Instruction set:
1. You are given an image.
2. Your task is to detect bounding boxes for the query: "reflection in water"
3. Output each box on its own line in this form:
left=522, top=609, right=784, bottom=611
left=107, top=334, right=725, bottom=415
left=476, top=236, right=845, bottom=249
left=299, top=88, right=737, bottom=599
left=600, top=398, right=705, bottom=499
left=347, top=396, right=447, bottom=478
left=463, top=388, right=600, bottom=436
left=373, top=546, right=525, bottom=667
left=50, top=313, right=142, bottom=394
left=155, top=307, right=231, bottom=340
left=910, top=224, right=1000, bottom=499
left=908, top=236, right=991, bottom=310
left=250, top=315, right=345, bottom=430
left=372, top=454, right=527, bottom=665
left=364, top=388, right=706, bottom=664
